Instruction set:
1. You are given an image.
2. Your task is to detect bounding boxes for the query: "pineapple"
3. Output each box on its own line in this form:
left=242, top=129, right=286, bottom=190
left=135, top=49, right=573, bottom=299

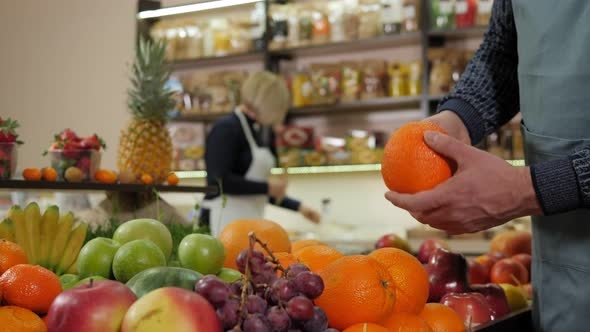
left=118, top=38, right=176, bottom=183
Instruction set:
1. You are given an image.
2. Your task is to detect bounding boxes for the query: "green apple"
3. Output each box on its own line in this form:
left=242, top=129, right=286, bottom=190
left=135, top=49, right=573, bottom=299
left=217, top=268, right=242, bottom=283
left=500, top=283, right=529, bottom=312
left=77, top=237, right=121, bottom=279
left=112, top=239, right=166, bottom=283
left=178, top=234, right=225, bottom=275
left=74, top=275, right=108, bottom=288
left=59, top=274, right=80, bottom=290
left=113, top=218, right=173, bottom=261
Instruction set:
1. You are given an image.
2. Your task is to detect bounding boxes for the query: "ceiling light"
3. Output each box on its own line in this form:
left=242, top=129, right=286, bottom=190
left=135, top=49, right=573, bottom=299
left=138, top=0, right=263, bottom=19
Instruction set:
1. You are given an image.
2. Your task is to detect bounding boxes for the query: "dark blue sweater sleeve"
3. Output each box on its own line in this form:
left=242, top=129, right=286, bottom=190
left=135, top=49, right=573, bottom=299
left=269, top=196, right=301, bottom=211
left=435, top=0, right=587, bottom=215
left=205, top=122, right=268, bottom=195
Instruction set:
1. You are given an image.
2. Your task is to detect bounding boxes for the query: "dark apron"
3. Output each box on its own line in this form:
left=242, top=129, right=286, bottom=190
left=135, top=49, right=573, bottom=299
left=512, top=1, right=590, bottom=331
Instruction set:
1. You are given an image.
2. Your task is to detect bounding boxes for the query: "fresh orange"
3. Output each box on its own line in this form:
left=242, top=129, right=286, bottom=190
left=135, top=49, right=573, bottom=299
left=0, top=306, right=47, bottom=332
left=316, top=255, right=396, bottom=330
left=293, top=245, right=343, bottom=273
left=167, top=173, right=179, bottom=186
left=419, top=303, right=466, bottom=332
left=291, top=239, right=325, bottom=252
left=0, top=240, right=28, bottom=274
left=343, top=322, right=390, bottom=332
left=274, top=252, right=299, bottom=270
left=369, top=248, right=429, bottom=314
left=381, top=312, right=433, bottom=332
left=220, top=219, right=291, bottom=270
left=141, top=173, right=154, bottom=185
left=41, top=168, right=58, bottom=182
left=381, top=122, right=451, bottom=194
left=0, top=264, right=62, bottom=314
left=94, top=169, right=118, bottom=184
left=22, top=168, right=42, bottom=181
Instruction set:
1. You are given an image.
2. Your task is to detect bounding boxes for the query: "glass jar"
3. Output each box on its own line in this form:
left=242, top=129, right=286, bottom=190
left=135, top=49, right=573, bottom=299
left=291, top=71, right=313, bottom=107
left=402, top=0, right=420, bottom=32
left=210, top=19, right=231, bottom=56
left=328, top=1, right=346, bottom=43
left=359, top=0, right=381, bottom=39
left=429, top=56, right=453, bottom=95
left=298, top=7, right=314, bottom=46
left=287, top=5, right=300, bottom=47
left=477, top=0, right=493, bottom=26
left=185, top=23, right=203, bottom=59
left=49, top=149, right=101, bottom=181
left=270, top=6, right=289, bottom=50
left=0, top=143, right=17, bottom=180
left=389, top=63, right=409, bottom=97
left=311, top=7, right=331, bottom=44
left=381, top=0, right=403, bottom=35
left=343, top=2, right=360, bottom=40
left=455, top=0, right=477, bottom=29
left=407, top=60, right=423, bottom=96
left=431, top=0, right=455, bottom=30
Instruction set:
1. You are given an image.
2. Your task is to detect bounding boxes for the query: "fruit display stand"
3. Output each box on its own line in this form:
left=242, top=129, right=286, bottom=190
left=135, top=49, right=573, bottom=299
left=477, top=308, right=532, bottom=331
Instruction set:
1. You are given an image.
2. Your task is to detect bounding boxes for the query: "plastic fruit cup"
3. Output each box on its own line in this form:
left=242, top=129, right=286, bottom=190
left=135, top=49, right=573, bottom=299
left=49, top=149, right=101, bottom=181
left=0, top=142, right=17, bottom=180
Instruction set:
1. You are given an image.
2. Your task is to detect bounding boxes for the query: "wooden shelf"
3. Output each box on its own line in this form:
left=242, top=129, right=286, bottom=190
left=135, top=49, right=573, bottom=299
left=289, top=96, right=422, bottom=117
left=0, top=180, right=218, bottom=194
left=168, top=52, right=263, bottom=70
left=428, top=26, right=487, bottom=39
left=269, top=32, right=422, bottom=58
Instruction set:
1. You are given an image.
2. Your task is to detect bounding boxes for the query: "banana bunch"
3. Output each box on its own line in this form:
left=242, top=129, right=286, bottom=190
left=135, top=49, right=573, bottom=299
left=3, top=203, right=88, bottom=275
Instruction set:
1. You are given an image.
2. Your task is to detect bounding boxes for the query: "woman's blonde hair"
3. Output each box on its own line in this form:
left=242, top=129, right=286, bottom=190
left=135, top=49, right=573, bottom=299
left=241, top=71, right=289, bottom=125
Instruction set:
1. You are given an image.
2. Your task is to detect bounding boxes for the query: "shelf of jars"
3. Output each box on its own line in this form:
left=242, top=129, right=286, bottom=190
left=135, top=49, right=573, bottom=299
left=168, top=51, right=264, bottom=70
left=288, top=96, right=422, bottom=116
left=428, top=26, right=488, bottom=39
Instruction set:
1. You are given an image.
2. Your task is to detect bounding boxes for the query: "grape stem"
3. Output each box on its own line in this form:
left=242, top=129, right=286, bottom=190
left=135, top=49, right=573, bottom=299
left=235, top=233, right=257, bottom=331
left=249, top=232, right=286, bottom=274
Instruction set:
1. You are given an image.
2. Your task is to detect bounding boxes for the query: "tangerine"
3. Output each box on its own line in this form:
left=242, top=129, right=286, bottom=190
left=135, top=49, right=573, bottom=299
left=41, top=168, right=58, bottom=182
left=167, top=173, right=180, bottom=186
left=219, top=219, right=291, bottom=270
left=0, top=264, right=62, bottom=314
left=0, top=306, right=47, bottom=332
left=381, top=122, right=451, bottom=194
left=274, top=252, right=299, bottom=270
left=315, top=255, right=396, bottom=330
left=343, top=322, right=390, bottom=332
left=293, top=245, right=343, bottom=273
left=369, top=247, right=429, bottom=314
left=291, top=239, right=324, bottom=252
left=22, top=168, right=42, bottom=181
left=419, top=303, right=466, bottom=332
left=381, top=312, right=433, bottom=332
left=0, top=240, right=28, bottom=274
left=94, top=169, right=118, bottom=184
left=140, top=173, right=154, bottom=185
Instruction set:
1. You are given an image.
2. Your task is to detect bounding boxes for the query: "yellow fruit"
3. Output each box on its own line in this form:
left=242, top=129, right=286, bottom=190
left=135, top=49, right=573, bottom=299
left=499, top=283, right=529, bottom=312
left=64, top=167, right=84, bottom=182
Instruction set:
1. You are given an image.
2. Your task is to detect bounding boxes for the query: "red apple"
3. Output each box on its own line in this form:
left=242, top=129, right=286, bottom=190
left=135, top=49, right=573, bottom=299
left=490, top=231, right=532, bottom=257
left=417, top=238, right=450, bottom=264
left=121, top=287, right=222, bottom=331
left=46, top=279, right=137, bottom=332
left=374, top=233, right=411, bottom=252
left=468, top=259, right=489, bottom=284
left=441, top=292, right=494, bottom=328
left=471, top=283, right=511, bottom=319
left=426, top=248, right=470, bottom=302
left=490, top=258, right=528, bottom=286
left=511, top=253, right=532, bottom=276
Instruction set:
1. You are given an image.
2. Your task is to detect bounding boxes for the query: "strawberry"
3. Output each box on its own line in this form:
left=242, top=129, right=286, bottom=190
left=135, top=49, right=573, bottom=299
left=59, top=129, right=81, bottom=143
left=0, top=118, right=22, bottom=144
left=76, top=156, right=91, bottom=173
left=80, top=134, right=106, bottom=151
left=61, top=141, right=81, bottom=159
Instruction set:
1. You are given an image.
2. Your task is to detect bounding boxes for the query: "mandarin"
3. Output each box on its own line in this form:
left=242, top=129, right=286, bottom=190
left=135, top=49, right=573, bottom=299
left=0, top=306, right=47, bottom=332
left=293, top=245, right=343, bottom=273
left=369, top=247, right=429, bottom=314
left=94, top=169, right=118, bottom=184
left=22, top=168, right=42, bottom=181
left=0, top=264, right=62, bottom=314
left=381, top=312, right=433, bottom=332
left=419, top=303, right=466, bottom=332
left=291, top=239, right=325, bottom=252
left=41, top=168, right=58, bottom=182
left=0, top=240, right=28, bottom=274
left=381, top=122, right=451, bottom=194
left=274, top=252, right=299, bottom=271
left=316, top=255, right=396, bottom=330
left=219, top=219, right=291, bottom=270
left=167, top=173, right=180, bottom=186
left=343, top=322, right=390, bottom=332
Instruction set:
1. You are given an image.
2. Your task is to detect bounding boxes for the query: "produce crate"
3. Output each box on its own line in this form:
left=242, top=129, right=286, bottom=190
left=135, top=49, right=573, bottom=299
left=476, top=308, right=532, bottom=332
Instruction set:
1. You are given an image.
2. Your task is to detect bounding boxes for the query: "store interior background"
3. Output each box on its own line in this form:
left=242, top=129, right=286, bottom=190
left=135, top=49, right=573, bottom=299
left=0, top=0, right=486, bottom=243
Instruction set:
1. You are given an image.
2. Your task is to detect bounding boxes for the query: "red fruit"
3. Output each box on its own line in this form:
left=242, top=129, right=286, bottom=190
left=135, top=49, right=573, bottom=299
left=490, top=258, right=529, bottom=286
left=468, top=260, right=489, bottom=285
left=441, top=292, right=494, bottom=328
left=0, top=118, right=20, bottom=143
left=77, top=157, right=92, bottom=173
left=511, top=254, right=532, bottom=276
left=62, top=142, right=82, bottom=159
left=60, top=129, right=81, bottom=142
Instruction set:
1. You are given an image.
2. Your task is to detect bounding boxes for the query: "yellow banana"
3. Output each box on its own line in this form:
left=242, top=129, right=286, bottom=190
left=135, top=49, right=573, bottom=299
left=48, top=212, right=75, bottom=271
left=9, top=206, right=29, bottom=261
left=0, top=218, right=15, bottom=242
left=66, top=261, right=78, bottom=275
left=39, top=205, right=59, bottom=269
left=24, top=202, right=41, bottom=265
left=55, top=222, right=88, bottom=275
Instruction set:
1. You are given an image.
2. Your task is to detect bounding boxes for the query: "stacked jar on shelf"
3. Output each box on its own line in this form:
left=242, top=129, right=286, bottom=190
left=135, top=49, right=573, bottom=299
left=431, top=0, right=492, bottom=30
left=269, top=0, right=421, bottom=50
left=287, top=60, right=423, bottom=108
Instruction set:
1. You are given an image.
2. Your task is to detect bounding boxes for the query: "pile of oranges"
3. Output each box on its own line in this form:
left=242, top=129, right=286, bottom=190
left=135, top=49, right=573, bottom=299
left=220, top=219, right=466, bottom=332
left=0, top=239, right=61, bottom=332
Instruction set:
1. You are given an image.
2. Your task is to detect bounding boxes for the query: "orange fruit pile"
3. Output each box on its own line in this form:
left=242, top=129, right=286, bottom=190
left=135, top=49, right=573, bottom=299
left=291, top=239, right=324, bottom=252
left=0, top=264, right=62, bottom=314
left=381, top=122, right=452, bottom=194
left=293, top=245, right=343, bottom=273
left=0, top=240, right=28, bottom=274
left=382, top=312, right=433, bottom=332
left=220, top=219, right=291, bottom=270
left=0, top=306, right=46, bottom=332
left=343, top=322, right=390, bottom=332
left=419, top=303, right=466, bottom=332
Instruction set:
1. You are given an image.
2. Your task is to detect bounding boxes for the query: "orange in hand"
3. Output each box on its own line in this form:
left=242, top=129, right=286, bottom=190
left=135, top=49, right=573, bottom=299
left=381, top=122, right=451, bottom=194
left=381, top=312, right=433, bottom=332
left=315, top=255, right=396, bottom=330
left=0, top=306, right=47, bottom=332
left=343, top=322, right=390, bottom=332
left=369, top=247, right=429, bottom=314
left=293, top=245, right=343, bottom=273
left=22, top=168, right=42, bottom=181
left=419, top=303, right=466, bottom=332
left=0, top=240, right=28, bottom=274
left=0, top=264, right=62, bottom=314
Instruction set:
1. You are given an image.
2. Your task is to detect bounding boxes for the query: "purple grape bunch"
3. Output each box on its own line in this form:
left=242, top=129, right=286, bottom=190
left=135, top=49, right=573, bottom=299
left=197, top=246, right=337, bottom=332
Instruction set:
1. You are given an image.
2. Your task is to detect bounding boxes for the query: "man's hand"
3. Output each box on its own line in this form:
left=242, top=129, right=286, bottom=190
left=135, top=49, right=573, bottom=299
left=299, top=205, right=321, bottom=224
left=425, top=111, right=471, bottom=144
left=385, top=131, right=542, bottom=235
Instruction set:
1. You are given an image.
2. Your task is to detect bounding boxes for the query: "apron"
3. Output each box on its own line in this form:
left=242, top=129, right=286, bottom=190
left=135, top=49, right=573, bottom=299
left=512, top=1, right=590, bottom=331
left=204, top=109, right=276, bottom=237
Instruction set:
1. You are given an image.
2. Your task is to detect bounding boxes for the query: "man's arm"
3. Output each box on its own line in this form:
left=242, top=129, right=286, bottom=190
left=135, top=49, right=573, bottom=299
left=437, top=0, right=519, bottom=145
